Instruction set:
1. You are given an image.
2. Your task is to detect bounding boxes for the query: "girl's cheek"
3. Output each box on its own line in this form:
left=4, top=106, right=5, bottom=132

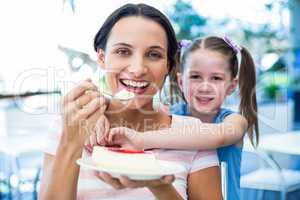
left=188, top=81, right=198, bottom=91
left=186, top=86, right=196, bottom=101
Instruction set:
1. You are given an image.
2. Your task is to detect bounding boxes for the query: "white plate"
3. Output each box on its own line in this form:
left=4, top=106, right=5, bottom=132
left=76, top=157, right=185, bottom=180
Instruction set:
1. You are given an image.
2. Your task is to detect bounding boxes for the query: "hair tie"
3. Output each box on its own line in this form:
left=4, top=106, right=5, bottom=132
left=223, top=36, right=242, bottom=54
left=179, top=39, right=192, bottom=50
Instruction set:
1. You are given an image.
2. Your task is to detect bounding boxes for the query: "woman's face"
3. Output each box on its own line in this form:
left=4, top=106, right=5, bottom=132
left=178, top=49, right=237, bottom=115
left=98, top=16, right=169, bottom=110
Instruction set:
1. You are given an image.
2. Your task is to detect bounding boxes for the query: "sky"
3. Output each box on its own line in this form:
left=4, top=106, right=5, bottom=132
left=0, top=0, right=290, bottom=92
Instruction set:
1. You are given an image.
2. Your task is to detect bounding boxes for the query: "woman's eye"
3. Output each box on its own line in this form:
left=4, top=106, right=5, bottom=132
left=116, top=48, right=130, bottom=56
left=147, top=51, right=162, bottom=59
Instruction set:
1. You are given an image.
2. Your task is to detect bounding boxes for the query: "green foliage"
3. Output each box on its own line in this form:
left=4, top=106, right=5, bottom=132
left=167, top=0, right=207, bottom=40
left=263, top=83, right=280, bottom=100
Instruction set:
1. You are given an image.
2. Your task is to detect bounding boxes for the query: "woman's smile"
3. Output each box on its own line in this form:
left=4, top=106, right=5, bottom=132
left=119, top=78, right=151, bottom=94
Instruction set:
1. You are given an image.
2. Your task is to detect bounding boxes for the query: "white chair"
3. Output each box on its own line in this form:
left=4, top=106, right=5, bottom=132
left=15, top=150, right=43, bottom=200
left=0, top=152, right=13, bottom=199
left=241, top=150, right=300, bottom=200
left=221, top=161, right=228, bottom=200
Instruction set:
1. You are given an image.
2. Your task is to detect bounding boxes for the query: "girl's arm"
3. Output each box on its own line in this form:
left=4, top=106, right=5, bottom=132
left=142, top=113, right=248, bottom=150
left=107, top=113, right=247, bottom=150
left=187, top=166, right=222, bottom=200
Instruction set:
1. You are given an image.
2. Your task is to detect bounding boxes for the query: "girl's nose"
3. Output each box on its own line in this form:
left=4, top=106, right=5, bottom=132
left=127, top=55, right=147, bottom=77
left=198, top=81, right=213, bottom=93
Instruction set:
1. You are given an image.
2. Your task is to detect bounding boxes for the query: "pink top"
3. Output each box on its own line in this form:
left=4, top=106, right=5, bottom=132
left=44, top=114, right=219, bottom=200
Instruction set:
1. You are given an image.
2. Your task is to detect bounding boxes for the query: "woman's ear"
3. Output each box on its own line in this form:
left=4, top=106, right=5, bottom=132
left=226, top=78, right=238, bottom=95
left=97, top=49, right=105, bottom=69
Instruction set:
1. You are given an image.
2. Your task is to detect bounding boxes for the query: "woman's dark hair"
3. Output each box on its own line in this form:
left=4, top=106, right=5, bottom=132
left=93, top=3, right=178, bottom=72
left=172, top=36, right=259, bottom=147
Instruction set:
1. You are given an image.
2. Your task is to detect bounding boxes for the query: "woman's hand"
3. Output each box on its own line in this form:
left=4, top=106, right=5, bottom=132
left=106, top=127, right=144, bottom=150
left=95, top=172, right=174, bottom=190
left=60, top=79, right=108, bottom=151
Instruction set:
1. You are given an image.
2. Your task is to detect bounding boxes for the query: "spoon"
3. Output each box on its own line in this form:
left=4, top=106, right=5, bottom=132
left=102, top=89, right=135, bottom=102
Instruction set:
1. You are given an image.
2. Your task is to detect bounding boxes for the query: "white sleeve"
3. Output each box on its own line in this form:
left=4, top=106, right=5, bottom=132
left=190, top=150, right=219, bottom=173
left=43, top=115, right=63, bottom=155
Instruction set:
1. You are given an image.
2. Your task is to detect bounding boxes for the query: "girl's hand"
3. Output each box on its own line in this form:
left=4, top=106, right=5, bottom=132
left=106, top=127, right=144, bottom=151
left=84, top=115, right=110, bottom=153
left=95, top=172, right=174, bottom=190
left=60, top=79, right=108, bottom=151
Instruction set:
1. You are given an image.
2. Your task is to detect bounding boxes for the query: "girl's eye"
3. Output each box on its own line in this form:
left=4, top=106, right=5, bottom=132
left=212, top=76, right=223, bottom=81
left=189, top=75, right=201, bottom=79
left=147, top=51, right=162, bottom=59
left=116, top=48, right=130, bottom=56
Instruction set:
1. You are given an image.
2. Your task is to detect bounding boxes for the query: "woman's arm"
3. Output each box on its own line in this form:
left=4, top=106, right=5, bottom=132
left=40, top=147, right=81, bottom=200
left=148, top=184, right=183, bottom=200
left=40, top=79, right=108, bottom=199
left=142, top=113, right=247, bottom=150
left=95, top=172, right=183, bottom=200
left=187, top=166, right=222, bottom=200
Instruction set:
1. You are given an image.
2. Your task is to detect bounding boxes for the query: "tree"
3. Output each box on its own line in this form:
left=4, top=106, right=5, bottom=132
left=167, top=0, right=207, bottom=40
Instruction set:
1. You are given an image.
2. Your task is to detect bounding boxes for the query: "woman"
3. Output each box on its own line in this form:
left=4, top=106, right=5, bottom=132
left=40, top=3, right=222, bottom=200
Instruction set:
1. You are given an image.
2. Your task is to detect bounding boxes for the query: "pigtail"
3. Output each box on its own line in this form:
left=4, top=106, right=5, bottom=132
left=239, top=47, right=259, bottom=147
left=169, top=43, right=184, bottom=104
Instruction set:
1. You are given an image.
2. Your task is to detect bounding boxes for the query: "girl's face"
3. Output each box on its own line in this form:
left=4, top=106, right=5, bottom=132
left=97, top=16, right=169, bottom=110
left=178, top=49, right=237, bottom=115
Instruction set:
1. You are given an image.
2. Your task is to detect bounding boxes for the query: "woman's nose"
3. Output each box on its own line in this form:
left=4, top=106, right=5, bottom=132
left=127, top=55, right=147, bottom=77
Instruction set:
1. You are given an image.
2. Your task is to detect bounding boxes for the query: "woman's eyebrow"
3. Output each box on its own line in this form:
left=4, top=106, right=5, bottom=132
left=149, top=45, right=166, bottom=52
left=113, top=43, right=132, bottom=47
left=112, top=43, right=166, bottom=52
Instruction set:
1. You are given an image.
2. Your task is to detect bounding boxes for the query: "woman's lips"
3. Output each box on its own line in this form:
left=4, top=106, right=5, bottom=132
left=119, top=79, right=150, bottom=95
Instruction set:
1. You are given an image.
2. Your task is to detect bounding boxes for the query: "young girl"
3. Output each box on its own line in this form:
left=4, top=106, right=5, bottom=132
left=106, top=36, right=259, bottom=200
left=40, top=4, right=222, bottom=200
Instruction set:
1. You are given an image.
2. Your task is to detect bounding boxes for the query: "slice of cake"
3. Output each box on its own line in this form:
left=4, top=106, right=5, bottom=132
left=91, top=146, right=160, bottom=173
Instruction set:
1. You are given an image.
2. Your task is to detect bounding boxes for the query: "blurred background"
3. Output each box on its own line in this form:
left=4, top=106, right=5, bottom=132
left=0, top=0, right=299, bottom=199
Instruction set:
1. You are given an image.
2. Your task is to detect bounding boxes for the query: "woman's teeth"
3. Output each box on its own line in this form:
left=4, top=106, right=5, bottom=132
left=121, top=79, right=149, bottom=88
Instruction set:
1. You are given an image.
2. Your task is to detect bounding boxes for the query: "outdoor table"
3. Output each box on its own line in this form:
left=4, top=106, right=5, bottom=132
left=241, top=131, right=300, bottom=200
left=258, top=131, right=300, bottom=156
